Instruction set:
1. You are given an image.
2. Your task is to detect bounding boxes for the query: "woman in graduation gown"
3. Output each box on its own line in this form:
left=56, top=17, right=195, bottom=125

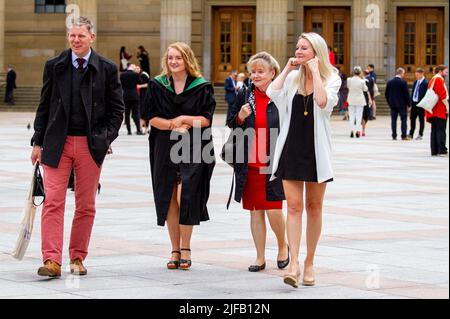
left=143, top=42, right=216, bottom=270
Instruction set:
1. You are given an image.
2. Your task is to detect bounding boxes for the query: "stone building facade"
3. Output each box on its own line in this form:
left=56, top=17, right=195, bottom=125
left=0, top=0, right=448, bottom=87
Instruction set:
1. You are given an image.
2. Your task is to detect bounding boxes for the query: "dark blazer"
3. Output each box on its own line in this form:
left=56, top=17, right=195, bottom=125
left=224, top=76, right=237, bottom=104
left=120, top=69, right=141, bottom=102
left=31, top=48, right=125, bottom=168
left=227, top=86, right=285, bottom=203
left=6, top=69, right=16, bottom=91
left=410, top=78, right=429, bottom=106
left=385, top=76, right=411, bottom=109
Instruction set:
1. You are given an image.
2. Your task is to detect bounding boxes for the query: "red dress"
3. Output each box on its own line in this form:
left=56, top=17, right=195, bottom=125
left=241, top=88, right=282, bottom=211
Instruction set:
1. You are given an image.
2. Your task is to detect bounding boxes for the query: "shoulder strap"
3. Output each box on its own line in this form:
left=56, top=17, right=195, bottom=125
left=226, top=170, right=235, bottom=210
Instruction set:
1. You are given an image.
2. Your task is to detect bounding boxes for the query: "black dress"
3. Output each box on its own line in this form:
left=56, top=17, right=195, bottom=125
left=276, top=93, right=321, bottom=182
left=144, top=75, right=216, bottom=226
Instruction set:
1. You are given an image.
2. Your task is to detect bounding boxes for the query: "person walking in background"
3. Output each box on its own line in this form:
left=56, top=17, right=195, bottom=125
left=225, top=70, right=238, bottom=125
left=30, top=17, right=124, bottom=278
left=409, top=68, right=428, bottom=140
left=120, top=64, right=143, bottom=135
left=362, top=69, right=374, bottom=137
left=227, top=52, right=288, bottom=273
left=337, top=66, right=349, bottom=120
left=137, top=66, right=151, bottom=134
left=119, top=46, right=132, bottom=72
left=4, top=65, right=16, bottom=105
left=425, top=65, right=449, bottom=156
left=267, top=32, right=341, bottom=288
left=143, top=42, right=216, bottom=271
left=347, top=66, right=367, bottom=138
left=328, top=46, right=336, bottom=67
left=367, top=64, right=377, bottom=119
left=385, top=68, right=411, bottom=140
left=137, top=45, right=150, bottom=75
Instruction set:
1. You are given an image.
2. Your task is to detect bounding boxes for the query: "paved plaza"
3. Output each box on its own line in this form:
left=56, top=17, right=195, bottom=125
left=0, top=112, right=448, bottom=299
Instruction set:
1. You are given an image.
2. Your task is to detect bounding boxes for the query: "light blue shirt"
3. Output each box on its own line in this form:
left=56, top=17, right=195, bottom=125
left=71, top=49, right=91, bottom=69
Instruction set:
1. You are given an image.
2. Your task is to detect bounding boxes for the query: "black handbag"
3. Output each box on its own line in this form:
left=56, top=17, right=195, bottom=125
left=220, top=88, right=251, bottom=168
left=32, top=162, right=45, bottom=206
left=221, top=88, right=251, bottom=209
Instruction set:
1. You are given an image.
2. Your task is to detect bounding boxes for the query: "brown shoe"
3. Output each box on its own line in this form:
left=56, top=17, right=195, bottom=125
left=70, top=259, right=87, bottom=276
left=37, top=260, right=61, bottom=278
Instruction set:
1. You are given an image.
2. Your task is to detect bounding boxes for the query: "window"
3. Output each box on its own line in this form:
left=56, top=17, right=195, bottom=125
left=403, top=22, right=415, bottom=65
left=35, top=0, right=66, bottom=13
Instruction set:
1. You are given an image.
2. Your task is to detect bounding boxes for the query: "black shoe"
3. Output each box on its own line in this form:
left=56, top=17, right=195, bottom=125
left=179, top=248, right=192, bottom=270
left=136, top=130, right=144, bottom=135
left=350, top=132, right=354, bottom=138
left=277, top=246, right=290, bottom=270
left=356, top=131, right=360, bottom=138
left=127, top=131, right=132, bottom=136
left=392, top=136, right=397, bottom=140
left=167, top=251, right=181, bottom=270
left=248, top=263, right=266, bottom=272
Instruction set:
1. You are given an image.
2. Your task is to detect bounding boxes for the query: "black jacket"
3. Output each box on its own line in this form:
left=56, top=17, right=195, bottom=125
left=385, top=76, right=411, bottom=109
left=6, top=69, right=16, bottom=91
left=120, top=69, right=141, bottom=102
left=410, top=78, right=429, bottom=106
left=227, top=85, right=285, bottom=203
left=31, top=49, right=125, bottom=168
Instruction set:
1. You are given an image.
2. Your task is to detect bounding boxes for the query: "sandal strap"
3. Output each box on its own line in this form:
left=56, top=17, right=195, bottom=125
left=171, top=251, right=181, bottom=254
left=181, top=248, right=191, bottom=252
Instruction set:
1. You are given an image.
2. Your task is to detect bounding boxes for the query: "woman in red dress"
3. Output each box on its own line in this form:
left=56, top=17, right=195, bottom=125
left=228, top=52, right=289, bottom=272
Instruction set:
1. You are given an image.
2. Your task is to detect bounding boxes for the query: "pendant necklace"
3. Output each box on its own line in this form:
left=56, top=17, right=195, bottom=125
left=303, top=94, right=310, bottom=116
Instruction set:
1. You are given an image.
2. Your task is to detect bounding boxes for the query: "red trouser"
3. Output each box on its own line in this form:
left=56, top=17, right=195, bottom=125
left=41, top=136, right=102, bottom=265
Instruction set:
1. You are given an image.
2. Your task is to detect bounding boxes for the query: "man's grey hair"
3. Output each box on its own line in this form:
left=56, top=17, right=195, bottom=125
left=69, top=17, right=95, bottom=33
left=396, top=67, right=405, bottom=75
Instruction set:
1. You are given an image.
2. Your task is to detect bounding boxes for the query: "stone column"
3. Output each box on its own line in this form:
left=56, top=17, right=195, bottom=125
left=256, top=0, right=288, bottom=66
left=66, top=0, right=98, bottom=48
left=0, top=0, right=5, bottom=72
left=160, top=0, right=192, bottom=57
left=352, top=0, right=386, bottom=81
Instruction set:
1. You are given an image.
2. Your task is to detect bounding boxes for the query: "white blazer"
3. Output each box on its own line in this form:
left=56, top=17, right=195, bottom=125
left=346, top=76, right=368, bottom=106
left=266, top=69, right=341, bottom=183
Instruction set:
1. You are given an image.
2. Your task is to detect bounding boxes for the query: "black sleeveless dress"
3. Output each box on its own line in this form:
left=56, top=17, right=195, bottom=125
left=276, top=93, right=331, bottom=183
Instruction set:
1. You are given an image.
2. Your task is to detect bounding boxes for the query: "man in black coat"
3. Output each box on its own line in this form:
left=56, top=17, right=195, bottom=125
left=30, top=17, right=124, bottom=277
left=225, top=70, right=238, bottom=125
left=120, top=64, right=143, bottom=135
left=385, top=67, right=411, bottom=140
left=409, top=67, right=429, bottom=140
left=4, top=65, right=17, bottom=105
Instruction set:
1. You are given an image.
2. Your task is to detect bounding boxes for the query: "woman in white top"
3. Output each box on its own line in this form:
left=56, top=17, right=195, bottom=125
left=267, top=32, right=341, bottom=288
left=346, top=66, right=368, bottom=138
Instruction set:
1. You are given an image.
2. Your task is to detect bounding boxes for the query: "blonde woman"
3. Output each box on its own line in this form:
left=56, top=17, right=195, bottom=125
left=143, top=42, right=216, bottom=270
left=267, top=32, right=341, bottom=288
left=227, top=52, right=289, bottom=272
left=347, top=66, right=368, bottom=138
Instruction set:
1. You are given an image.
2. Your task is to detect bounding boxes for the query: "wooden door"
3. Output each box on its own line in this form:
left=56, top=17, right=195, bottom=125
left=397, top=7, right=444, bottom=83
left=305, top=7, right=351, bottom=75
left=213, top=7, right=256, bottom=84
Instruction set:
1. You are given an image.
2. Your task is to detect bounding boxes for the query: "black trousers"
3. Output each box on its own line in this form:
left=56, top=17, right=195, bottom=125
left=124, top=100, right=141, bottom=133
left=410, top=104, right=425, bottom=137
left=4, top=88, right=14, bottom=104
left=390, top=107, right=407, bottom=139
left=429, top=117, right=448, bottom=155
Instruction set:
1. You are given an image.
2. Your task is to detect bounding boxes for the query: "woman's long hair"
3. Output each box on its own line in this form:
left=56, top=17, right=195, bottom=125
left=161, top=42, right=202, bottom=79
left=296, top=32, right=337, bottom=94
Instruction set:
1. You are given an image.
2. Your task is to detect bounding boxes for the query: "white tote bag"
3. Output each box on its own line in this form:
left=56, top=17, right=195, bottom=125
left=11, top=163, right=41, bottom=260
left=417, top=77, right=439, bottom=114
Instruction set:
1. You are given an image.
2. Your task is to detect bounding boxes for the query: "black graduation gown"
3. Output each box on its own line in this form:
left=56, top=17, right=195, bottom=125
left=144, top=75, right=216, bottom=226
